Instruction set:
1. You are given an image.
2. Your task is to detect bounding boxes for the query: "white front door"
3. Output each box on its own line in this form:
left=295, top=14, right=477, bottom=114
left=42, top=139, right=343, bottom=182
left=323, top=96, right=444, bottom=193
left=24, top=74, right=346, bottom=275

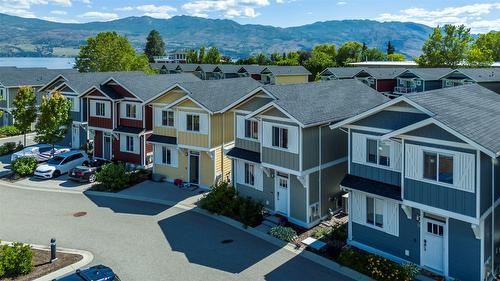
left=422, top=218, right=445, bottom=272
left=275, top=172, right=289, bottom=215
left=72, top=124, right=80, bottom=149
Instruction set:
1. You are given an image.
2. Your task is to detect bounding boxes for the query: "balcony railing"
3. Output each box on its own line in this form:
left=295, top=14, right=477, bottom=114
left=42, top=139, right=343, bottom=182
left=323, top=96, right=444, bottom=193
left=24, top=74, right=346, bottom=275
left=393, top=86, right=417, bottom=95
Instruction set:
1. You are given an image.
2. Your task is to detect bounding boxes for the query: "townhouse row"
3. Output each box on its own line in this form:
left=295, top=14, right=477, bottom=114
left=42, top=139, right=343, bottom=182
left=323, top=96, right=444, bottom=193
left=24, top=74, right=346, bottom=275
left=320, top=67, right=500, bottom=97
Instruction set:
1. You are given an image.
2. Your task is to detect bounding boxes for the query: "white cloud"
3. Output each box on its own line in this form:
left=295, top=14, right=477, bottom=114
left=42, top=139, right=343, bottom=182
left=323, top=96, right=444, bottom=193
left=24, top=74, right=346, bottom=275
left=182, top=0, right=270, bottom=18
left=376, top=3, right=500, bottom=33
left=78, top=11, right=118, bottom=21
left=115, top=6, right=133, bottom=11
left=136, top=4, right=177, bottom=19
left=0, top=0, right=72, bottom=17
left=50, top=10, right=67, bottom=15
left=42, top=15, right=78, bottom=22
left=337, top=1, right=347, bottom=5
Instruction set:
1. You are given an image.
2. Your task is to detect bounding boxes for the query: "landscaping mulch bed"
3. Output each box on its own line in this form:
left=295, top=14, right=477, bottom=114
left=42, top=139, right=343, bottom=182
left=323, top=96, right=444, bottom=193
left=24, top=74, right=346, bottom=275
left=2, top=249, right=82, bottom=281
left=0, top=173, right=28, bottom=183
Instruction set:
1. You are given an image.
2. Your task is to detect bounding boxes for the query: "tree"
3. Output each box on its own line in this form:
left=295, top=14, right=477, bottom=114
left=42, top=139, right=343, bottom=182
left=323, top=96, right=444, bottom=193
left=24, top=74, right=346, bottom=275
left=186, top=49, right=198, bottom=63
left=387, top=53, right=406, bottom=61
left=336, top=41, right=363, bottom=66
left=275, top=52, right=300, bottom=66
left=363, top=48, right=386, bottom=61
left=198, top=46, right=206, bottom=64
left=312, top=44, right=337, bottom=60
left=472, top=31, right=500, bottom=61
left=304, top=51, right=334, bottom=80
left=75, top=31, right=151, bottom=72
left=466, top=46, right=493, bottom=67
left=204, top=47, right=221, bottom=64
left=35, top=91, right=71, bottom=147
left=144, top=30, right=166, bottom=63
left=12, top=86, right=37, bottom=146
left=255, top=53, right=270, bottom=65
left=416, top=25, right=473, bottom=68
left=387, top=41, right=395, bottom=55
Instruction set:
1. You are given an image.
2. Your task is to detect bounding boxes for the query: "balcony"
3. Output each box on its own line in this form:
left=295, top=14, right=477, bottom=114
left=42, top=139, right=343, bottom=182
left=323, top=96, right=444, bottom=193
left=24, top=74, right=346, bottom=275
left=393, top=86, right=417, bottom=95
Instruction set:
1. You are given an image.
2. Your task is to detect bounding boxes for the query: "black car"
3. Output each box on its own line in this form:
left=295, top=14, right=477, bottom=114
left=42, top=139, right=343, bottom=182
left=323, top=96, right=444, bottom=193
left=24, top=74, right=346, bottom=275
left=68, top=159, right=111, bottom=183
left=54, top=265, right=120, bottom=281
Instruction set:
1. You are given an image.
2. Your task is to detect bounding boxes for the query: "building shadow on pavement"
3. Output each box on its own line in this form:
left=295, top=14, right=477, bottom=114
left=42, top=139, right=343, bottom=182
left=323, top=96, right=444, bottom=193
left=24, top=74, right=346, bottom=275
left=158, top=210, right=277, bottom=274
left=264, top=255, right=351, bottom=281
left=85, top=193, right=172, bottom=216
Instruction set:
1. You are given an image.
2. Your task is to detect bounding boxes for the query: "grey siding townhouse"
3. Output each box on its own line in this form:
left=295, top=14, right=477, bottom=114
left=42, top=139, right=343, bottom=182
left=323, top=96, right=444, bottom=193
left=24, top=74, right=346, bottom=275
left=440, top=68, right=500, bottom=94
left=225, top=80, right=387, bottom=228
left=319, top=67, right=365, bottom=80
left=394, top=68, right=453, bottom=95
left=330, top=84, right=500, bottom=281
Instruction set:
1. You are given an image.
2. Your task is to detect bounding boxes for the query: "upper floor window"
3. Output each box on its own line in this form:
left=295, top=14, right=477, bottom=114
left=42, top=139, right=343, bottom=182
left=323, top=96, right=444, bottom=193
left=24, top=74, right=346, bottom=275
left=95, top=102, right=106, bottom=117
left=244, top=162, right=255, bottom=186
left=186, top=114, right=200, bottom=132
left=125, top=104, right=137, bottom=119
left=423, top=151, right=453, bottom=185
left=67, top=97, right=78, bottom=111
left=366, top=139, right=390, bottom=167
left=272, top=126, right=288, bottom=149
left=366, top=196, right=384, bottom=228
left=162, top=110, right=174, bottom=127
left=245, top=119, right=259, bottom=140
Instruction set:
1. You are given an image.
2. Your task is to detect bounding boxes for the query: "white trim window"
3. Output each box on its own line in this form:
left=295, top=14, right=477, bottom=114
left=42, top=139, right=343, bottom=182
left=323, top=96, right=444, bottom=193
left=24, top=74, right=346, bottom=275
left=95, top=102, right=106, bottom=117
left=162, top=146, right=172, bottom=165
left=125, top=136, right=134, bottom=152
left=423, top=151, right=454, bottom=185
left=186, top=114, right=200, bottom=132
left=245, top=119, right=259, bottom=140
left=277, top=172, right=289, bottom=188
left=366, top=196, right=384, bottom=228
left=351, top=191, right=399, bottom=236
left=236, top=160, right=263, bottom=191
left=66, top=96, right=79, bottom=112
left=244, top=162, right=255, bottom=186
left=351, top=133, right=402, bottom=172
left=272, top=126, right=288, bottom=149
left=154, top=145, right=177, bottom=167
left=162, top=110, right=174, bottom=127
left=125, top=103, right=137, bottom=119
left=0, top=88, right=4, bottom=100
left=367, top=138, right=391, bottom=167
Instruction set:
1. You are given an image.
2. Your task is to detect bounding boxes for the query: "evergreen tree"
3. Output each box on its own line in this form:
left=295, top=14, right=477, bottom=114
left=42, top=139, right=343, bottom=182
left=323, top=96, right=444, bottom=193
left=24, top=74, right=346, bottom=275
left=387, top=41, right=395, bottom=55
left=204, top=47, right=221, bottom=64
left=198, top=47, right=206, bottom=64
left=144, top=30, right=166, bottom=63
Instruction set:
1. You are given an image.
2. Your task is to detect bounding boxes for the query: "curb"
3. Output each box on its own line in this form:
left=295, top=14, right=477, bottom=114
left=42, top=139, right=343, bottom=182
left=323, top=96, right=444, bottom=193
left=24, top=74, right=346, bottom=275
left=0, top=179, right=87, bottom=194
left=84, top=190, right=373, bottom=281
left=0, top=241, right=93, bottom=281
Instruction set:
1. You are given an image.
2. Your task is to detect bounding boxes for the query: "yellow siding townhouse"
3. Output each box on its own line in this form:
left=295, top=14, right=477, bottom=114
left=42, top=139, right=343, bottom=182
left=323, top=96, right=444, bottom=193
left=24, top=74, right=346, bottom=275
left=145, top=77, right=261, bottom=188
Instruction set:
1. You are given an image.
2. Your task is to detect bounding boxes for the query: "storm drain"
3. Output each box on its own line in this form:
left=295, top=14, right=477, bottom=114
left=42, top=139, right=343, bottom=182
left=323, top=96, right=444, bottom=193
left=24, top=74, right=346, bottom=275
left=73, top=212, right=87, bottom=217
left=221, top=239, right=234, bottom=244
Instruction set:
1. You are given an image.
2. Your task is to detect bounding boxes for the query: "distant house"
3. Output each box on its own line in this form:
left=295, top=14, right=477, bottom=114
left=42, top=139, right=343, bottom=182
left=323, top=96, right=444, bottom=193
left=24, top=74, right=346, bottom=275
left=440, top=68, right=500, bottom=94
left=213, top=64, right=242, bottom=79
left=354, top=68, right=406, bottom=96
left=319, top=67, right=365, bottom=80
left=194, top=64, right=218, bottom=80
left=237, top=65, right=266, bottom=81
left=393, top=68, right=453, bottom=95
left=150, top=63, right=180, bottom=74
left=261, top=66, right=311, bottom=85
left=175, top=64, right=199, bottom=74
left=153, top=50, right=187, bottom=64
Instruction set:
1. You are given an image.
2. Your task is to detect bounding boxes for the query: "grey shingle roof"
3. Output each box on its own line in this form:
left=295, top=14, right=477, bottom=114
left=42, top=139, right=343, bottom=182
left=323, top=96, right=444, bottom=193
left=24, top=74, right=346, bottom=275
left=405, top=84, right=500, bottom=154
left=455, top=68, right=500, bottom=82
left=48, top=71, right=145, bottom=94
left=361, top=68, right=406, bottom=80
left=150, top=63, right=179, bottom=71
left=177, top=64, right=199, bottom=72
left=402, top=68, right=453, bottom=80
left=0, top=68, right=77, bottom=87
left=196, top=64, right=218, bottom=73
left=177, top=77, right=261, bottom=112
left=239, top=65, right=266, bottom=74
left=215, top=64, right=241, bottom=73
left=320, top=67, right=365, bottom=79
left=263, top=65, right=312, bottom=76
left=263, top=79, right=389, bottom=126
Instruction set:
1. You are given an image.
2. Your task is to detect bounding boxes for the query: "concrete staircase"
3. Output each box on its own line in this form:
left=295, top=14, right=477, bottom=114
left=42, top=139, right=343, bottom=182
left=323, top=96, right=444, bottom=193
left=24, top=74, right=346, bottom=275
left=255, top=215, right=282, bottom=234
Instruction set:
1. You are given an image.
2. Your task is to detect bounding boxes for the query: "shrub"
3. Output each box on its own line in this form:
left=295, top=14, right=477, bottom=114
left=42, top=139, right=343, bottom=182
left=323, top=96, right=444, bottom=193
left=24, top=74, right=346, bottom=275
left=11, top=156, right=37, bottom=177
left=95, top=163, right=130, bottom=192
left=312, top=227, right=331, bottom=239
left=327, top=223, right=348, bottom=242
left=0, top=142, right=21, bottom=156
left=233, top=196, right=263, bottom=227
left=269, top=226, right=297, bottom=242
left=200, top=182, right=237, bottom=216
left=0, top=126, right=20, bottom=137
left=0, top=242, right=33, bottom=278
left=401, top=263, right=421, bottom=280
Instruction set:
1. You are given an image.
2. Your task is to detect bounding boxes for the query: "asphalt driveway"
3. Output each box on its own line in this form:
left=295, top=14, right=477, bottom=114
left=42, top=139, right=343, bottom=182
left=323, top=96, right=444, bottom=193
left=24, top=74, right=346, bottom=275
left=0, top=185, right=356, bottom=281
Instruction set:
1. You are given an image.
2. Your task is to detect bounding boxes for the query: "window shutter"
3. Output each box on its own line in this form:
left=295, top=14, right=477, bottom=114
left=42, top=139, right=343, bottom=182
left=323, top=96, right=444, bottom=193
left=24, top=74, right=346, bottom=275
left=262, top=122, right=272, bottom=148
left=287, top=126, right=299, bottom=154
left=456, top=152, right=475, bottom=192
left=405, top=144, right=420, bottom=179
left=237, top=160, right=245, bottom=184
left=351, top=191, right=364, bottom=224
left=154, top=145, right=161, bottom=164
left=133, top=136, right=139, bottom=154
left=384, top=201, right=399, bottom=236
left=154, top=107, right=161, bottom=127
left=255, top=166, right=263, bottom=191
left=200, top=114, right=208, bottom=134
left=179, top=112, right=187, bottom=131
left=170, top=148, right=178, bottom=167
left=351, top=133, right=366, bottom=164
left=236, top=115, right=245, bottom=139
left=392, top=141, right=402, bottom=171
left=119, top=135, right=125, bottom=152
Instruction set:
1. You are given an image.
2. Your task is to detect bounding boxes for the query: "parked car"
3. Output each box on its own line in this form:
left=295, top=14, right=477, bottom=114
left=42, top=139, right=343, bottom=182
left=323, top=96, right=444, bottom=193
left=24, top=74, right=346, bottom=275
left=11, top=144, right=70, bottom=162
left=34, top=150, right=89, bottom=179
left=54, top=264, right=121, bottom=281
left=68, top=159, right=111, bottom=183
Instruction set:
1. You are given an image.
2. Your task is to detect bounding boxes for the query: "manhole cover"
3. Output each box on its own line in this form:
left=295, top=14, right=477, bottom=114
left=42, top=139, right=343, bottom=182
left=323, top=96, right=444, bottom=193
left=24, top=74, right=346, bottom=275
left=221, top=239, right=234, bottom=244
left=73, top=212, right=87, bottom=217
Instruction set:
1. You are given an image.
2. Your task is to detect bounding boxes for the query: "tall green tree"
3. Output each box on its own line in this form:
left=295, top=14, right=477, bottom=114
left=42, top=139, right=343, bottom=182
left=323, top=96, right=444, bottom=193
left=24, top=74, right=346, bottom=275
left=304, top=51, right=335, bottom=80
left=186, top=49, right=198, bottom=63
left=35, top=91, right=71, bottom=147
left=312, top=44, right=337, bottom=61
left=276, top=52, right=300, bottom=66
left=75, top=31, right=151, bottom=72
left=472, top=31, right=500, bottom=61
left=204, top=47, right=221, bottom=64
left=336, top=41, right=363, bottom=66
left=466, top=46, right=494, bottom=67
left=198, top=47, right=206, bottom=64
left=12, top=86, right=37, bottom=146
left=416, top=25, right=473, bottom=68
left=363, top=47, right=386, bottom=61
left=387, top=41, right=395, bottom=55
left=255, top=53, right=270, bottom=65
left=144, top=30, right=166, bottom=63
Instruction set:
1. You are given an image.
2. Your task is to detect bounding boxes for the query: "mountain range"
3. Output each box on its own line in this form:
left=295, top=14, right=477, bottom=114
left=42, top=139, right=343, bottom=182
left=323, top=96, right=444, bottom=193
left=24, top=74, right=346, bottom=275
left=0, top=13, right=433, bottom=59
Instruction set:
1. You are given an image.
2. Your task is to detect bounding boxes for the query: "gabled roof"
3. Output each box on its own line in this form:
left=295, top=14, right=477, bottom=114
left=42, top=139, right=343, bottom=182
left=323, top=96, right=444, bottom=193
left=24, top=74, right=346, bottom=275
left=150, top=63, right=179, bottom=71
left=0, top=68, right=77, bottom=87
left=174, top=77, right=262, bottom=113
left=320, top=67, right=365, bottom=79
left=360, top=68, right=407, bottom=80
left=238, top=65, right=266, bottom=74
left=215, top=64, right=241, bottom=73
left=262, top=65, right=312, bottom=76
left=399, top=68, right=453, bottom=80
left=454, top=68, right=500, bottom=82
left=196, top=64, right=218, bottom=72
left=258, top=80, right=388, bottom=127
left=404, top=84, right=500, bottom=156
left=176, top=64, right=199, bottom=72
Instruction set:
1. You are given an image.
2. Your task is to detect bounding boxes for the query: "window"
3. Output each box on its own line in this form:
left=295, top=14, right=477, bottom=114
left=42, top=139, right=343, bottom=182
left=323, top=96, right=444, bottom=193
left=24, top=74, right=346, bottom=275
left=277, top=172, right=289, bottom=188
left=366, top=197, right=384, bottom=228
left=125, top=136, right=134, bottom=152
left=186, top=114, right=200, bottom=132
left=245, top=119, right=259, bottom=140
left=366, top=139, right=391, bottom=167
left=244, top=163, right=255, bottom=186
left=162, top=111, right=174, bottom=127
left=0, top=88, right=4, bottom=99
left=67, top=97, right=77, bottom=111
left=95, top=102, right=106, bottom=117
left=125, top=104, right=137, bottom=119
left=161, top=146, right=172, bottom=165
left=445, top=80, right=452, bottom=87
left=272, top=126, right=288, bottom=149
left=416, top=80, right=422, bottom=86
left=423, top=151, right=454, bottom=185
left=427, top=222, right=444, bottom=236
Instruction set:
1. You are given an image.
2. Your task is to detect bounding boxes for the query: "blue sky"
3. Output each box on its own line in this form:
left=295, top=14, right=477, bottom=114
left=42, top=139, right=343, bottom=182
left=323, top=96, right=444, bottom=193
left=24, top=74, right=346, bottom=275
left=1, top=0, right=499, bottom=33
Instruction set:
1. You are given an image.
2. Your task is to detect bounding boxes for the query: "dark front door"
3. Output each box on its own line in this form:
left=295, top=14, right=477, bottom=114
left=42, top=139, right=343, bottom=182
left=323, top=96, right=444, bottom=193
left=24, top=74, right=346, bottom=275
left=189, top=152, right=200, bottom=184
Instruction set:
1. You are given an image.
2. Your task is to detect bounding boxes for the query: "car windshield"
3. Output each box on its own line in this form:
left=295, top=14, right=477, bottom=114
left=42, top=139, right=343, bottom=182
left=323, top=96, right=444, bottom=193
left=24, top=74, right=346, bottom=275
left=47, top=156, right=64, bottom=165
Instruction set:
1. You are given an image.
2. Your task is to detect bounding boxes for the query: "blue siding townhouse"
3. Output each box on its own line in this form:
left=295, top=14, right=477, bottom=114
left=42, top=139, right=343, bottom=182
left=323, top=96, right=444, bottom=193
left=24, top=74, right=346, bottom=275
left=330, top=84, right=500, bottom=281
left=393, top=68, right=453, bottom=95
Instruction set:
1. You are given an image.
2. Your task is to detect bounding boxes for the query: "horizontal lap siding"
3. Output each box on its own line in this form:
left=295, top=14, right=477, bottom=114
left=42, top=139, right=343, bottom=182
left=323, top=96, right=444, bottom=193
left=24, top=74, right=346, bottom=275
left=119, top=118, right=142, bottom=128
left=112, top=138, right=141, bottom=164
left=235, top=138, right=260, bottom=153
left=376, top=79, right=397, bottom=93
left=351, top=163, right=401, bottom=186
left=89, top=116, right=112, bottom=129
left=262, top=147, right=299, bottom=171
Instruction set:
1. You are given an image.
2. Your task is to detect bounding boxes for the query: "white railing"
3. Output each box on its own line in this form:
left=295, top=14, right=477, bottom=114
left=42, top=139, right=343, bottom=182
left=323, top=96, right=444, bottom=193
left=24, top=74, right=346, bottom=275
left=393, top=86, right=417, bottom=95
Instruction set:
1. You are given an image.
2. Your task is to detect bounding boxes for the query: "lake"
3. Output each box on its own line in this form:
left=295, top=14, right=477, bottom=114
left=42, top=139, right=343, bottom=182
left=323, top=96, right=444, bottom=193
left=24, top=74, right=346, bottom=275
left=0, top=57, right=75, bottom=69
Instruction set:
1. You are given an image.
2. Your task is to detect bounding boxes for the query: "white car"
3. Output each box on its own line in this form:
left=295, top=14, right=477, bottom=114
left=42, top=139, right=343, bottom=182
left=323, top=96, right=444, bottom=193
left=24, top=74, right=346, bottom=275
left=11, top=144, right=70, bottom=162
left=34, top=151, right=89, bottom=179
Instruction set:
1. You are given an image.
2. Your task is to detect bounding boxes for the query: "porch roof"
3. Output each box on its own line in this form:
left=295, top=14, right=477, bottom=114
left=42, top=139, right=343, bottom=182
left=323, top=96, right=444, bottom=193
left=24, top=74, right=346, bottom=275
left=147, top=134, right=177, bottom=145
left=340, top=174, right=402, bottom=201
left=226, top=147, right=261, bottom=163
